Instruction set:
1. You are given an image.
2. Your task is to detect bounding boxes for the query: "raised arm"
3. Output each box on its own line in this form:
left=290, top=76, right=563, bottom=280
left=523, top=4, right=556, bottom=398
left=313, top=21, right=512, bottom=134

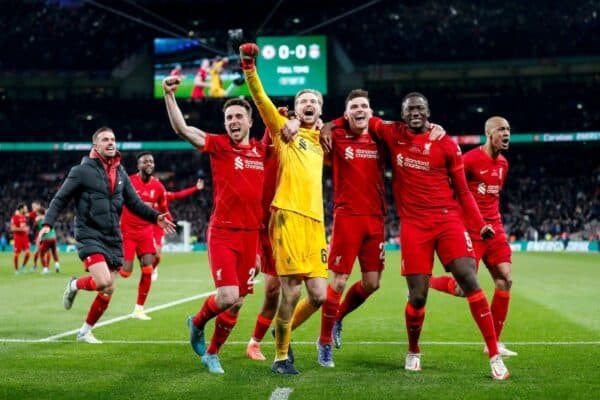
left=166, top=180, right=202, bottom=201
left=239, top=43, right=287, bottom=139
left=163, top=77, right=208, bottom=150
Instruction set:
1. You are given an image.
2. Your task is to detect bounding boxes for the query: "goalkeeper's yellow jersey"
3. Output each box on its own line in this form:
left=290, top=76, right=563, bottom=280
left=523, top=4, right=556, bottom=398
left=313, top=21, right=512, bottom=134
left=245, top=69, right=324, bottom=222
left=209, top=60, right=225, bottom=97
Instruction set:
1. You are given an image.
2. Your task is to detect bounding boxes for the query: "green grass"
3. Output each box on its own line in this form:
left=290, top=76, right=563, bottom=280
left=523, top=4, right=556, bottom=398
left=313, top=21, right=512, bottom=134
left=1, top=252, right=599, bottom=399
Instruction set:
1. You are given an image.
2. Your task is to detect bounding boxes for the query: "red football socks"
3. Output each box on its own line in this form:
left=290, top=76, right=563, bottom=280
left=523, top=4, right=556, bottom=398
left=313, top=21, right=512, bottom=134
left=429, top=275, right=457, bottom=295
left=22, top=252, right=30, bottom=267
left=207, top=310, right=238, bottom=354
left=192, top=294, right=221, bottom=329
left=405, top=302, right=425, bottom=353
left=76, top=276, right=97, bottom=291
left=466, top=289, right=499, bottom=357
left=490, top=288, right=511, bottom=340
left=85, top=292, right=111, bottom=326
left=136, top=265, right=153, bottom=306
left=337, top=281, right=370, bottom=320
left=252, top=314, right=272, bottom=342
left=320, top=285, right=342, bottom=344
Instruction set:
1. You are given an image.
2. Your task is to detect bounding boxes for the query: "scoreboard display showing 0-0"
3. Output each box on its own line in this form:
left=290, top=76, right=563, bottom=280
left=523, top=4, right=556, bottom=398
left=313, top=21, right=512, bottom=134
left=256, top=36, right=327, bottom=96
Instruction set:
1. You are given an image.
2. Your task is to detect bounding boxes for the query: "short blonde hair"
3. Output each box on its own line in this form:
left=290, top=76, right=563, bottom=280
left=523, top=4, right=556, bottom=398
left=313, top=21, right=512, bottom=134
left=295, top=89, right=323, bottom=106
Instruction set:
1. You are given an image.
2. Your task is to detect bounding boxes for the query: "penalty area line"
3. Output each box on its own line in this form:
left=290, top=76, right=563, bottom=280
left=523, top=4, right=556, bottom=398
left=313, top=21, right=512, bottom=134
left=37, top=289, right=216, bottom=342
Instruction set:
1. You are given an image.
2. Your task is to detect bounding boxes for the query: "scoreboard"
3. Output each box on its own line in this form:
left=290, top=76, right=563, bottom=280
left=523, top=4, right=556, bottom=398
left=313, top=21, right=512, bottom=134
left=256, top=36, right=327, bottom=96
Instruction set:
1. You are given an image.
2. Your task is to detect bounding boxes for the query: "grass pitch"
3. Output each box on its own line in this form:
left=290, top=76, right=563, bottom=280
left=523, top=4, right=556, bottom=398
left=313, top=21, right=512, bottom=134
left=1, top=251, right=599, bottom=399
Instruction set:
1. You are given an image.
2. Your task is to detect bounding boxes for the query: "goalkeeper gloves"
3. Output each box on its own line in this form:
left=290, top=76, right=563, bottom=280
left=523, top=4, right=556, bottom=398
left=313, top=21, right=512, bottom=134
left=239, top=43, right=259, bottom=69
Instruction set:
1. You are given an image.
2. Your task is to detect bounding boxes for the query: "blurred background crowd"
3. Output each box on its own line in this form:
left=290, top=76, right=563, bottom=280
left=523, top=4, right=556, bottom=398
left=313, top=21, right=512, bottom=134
left=1, top=0, right=598, bottom=246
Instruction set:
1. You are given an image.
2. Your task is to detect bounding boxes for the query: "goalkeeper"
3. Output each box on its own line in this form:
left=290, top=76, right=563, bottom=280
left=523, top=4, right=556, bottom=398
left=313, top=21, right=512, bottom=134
left=240, top=43, right=328, bottom=375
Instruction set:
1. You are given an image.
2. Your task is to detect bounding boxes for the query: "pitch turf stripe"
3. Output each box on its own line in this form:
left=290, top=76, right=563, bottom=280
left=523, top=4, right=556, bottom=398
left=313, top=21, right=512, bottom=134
left=37, top=290, right=216, bottom=342
left=269, top=387, right=294, bottom=400
left=3, top=339, right=600, bottom=345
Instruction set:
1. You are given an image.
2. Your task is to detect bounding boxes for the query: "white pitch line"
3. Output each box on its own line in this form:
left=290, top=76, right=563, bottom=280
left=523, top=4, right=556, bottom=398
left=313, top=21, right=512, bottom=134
left=3, top=339, right=600, bottom=345
left=269, top=387, right=294, bottom=400
left=38, top=289, right=216, bottom=342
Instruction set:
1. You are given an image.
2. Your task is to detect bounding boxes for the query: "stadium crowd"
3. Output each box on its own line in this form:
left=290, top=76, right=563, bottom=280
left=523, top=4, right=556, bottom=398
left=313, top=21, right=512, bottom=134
left=1, top=0, right=597, bottom=70
left=500, top=144, right=600, bottom=242
left=1, top=0, right=598, bottom=248
left=2, top=143, right=598, bottom=247
left=2, top=84, right=598, bottom=142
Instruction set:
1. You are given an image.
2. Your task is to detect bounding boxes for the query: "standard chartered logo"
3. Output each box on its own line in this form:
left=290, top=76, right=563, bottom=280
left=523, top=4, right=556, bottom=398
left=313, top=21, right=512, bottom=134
left=344, top=146, right=354, bottom=160
left=234, top=156, right=244, bottom=170
left=478, top=182, right=486, bottom=195
left=396, top=154, right=404, bottom=167
left=233, top=156, right=264, bottom=171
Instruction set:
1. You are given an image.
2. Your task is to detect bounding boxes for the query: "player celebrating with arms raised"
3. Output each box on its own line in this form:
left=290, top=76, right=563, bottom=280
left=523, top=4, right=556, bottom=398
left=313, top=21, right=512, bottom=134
left=163, top=76, right=265, bottom=374
left=241, top=42, right=328, bottom=375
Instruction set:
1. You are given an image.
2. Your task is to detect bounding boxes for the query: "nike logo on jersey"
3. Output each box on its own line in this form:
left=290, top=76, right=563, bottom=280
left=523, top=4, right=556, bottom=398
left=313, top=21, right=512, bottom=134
left=480, top=169, right=488, bottom=175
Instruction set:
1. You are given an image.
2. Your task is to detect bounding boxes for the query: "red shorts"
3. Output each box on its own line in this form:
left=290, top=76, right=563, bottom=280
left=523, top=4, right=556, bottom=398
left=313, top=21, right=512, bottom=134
left=122, top=227, right=156, bottom=262
left=400, top=219, right=475, bottom=276
left=153, top=225, right=165, bottom=247
left=473, top=233, right=512, bottom=271
left=328, top=214, right=385, bottom=275
left=83, top=253, right=121, bottom=271
left=13, top=236, right=30, bottom=252
left=38, top=238, right=57, bottom=254
left=258, top=228, right=277, bottom=276
left=207, top=226, right=259, bottom=296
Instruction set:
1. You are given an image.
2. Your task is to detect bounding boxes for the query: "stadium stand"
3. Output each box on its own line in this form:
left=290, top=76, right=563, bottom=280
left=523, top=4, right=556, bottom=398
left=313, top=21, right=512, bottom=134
left=1, top=0, right=598, bottom=246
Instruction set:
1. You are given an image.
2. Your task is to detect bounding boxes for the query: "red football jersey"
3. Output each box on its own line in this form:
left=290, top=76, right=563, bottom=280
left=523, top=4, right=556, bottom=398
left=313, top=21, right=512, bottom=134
left=330, top=124, right=386, bottom=216
left=11, top=214, right=28, bottom=239
left=261, top=129, right=278, bottom=227
left=121, top=175, right=167, bottom=232
left=203, top=134, right=265, bottom=230
left=370, top=118, right=484, bottom=230
left=463, top=146, right=509, bottom=236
